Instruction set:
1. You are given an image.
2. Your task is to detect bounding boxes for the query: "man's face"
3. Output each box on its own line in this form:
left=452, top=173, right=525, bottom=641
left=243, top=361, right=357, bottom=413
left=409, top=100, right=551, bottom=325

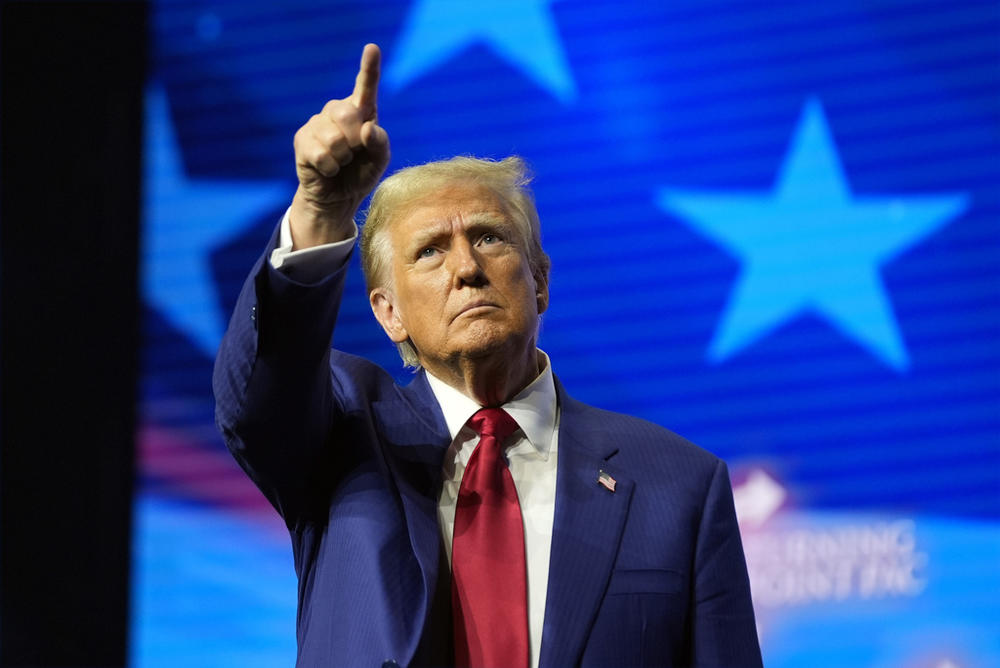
left=370, top=181, right=548, bottom=369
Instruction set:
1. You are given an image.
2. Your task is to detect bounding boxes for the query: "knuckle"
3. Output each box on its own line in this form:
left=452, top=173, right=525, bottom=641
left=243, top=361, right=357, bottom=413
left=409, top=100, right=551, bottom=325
left=302, top=114, right=323, bottom=134
left=319, top=159, right=340, bottom=177
left=295, top=139, right=319, bottom=165
left=316, top=126, right=342, bottom=150
left=309, top=146, right=331, bottom=168
left=329, top=134, right=350, bottom=154
left=330, top=104, right=356, bottom=125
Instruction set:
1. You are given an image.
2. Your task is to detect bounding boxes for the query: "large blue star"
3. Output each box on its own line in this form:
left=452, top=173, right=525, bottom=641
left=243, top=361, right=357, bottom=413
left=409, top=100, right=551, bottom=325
left=386, top=0, right=576, bottom=103
left=657, top=98, right=969, bottom=371
left=143, top=85, right=289, bottom=357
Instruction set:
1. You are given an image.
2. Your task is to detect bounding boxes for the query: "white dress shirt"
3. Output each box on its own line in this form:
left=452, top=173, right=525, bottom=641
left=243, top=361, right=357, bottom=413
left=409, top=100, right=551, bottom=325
left=426, top=362, right=559, bottom=668
left=271, top=210, right=560, bottom=668
left=269, top=207, right=357, bottom=282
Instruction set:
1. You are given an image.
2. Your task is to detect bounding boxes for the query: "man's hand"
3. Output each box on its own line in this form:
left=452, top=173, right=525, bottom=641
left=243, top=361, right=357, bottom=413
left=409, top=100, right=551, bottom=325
left=289, top=43, right=390, bottom=249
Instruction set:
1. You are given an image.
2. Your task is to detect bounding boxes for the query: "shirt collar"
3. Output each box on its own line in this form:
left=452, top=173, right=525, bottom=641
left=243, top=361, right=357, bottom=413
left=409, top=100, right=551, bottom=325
left=424, top=351, right=557, bottom=458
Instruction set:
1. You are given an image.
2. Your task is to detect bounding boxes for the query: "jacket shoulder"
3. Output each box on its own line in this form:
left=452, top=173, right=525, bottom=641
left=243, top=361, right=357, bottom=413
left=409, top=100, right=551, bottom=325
left=561, top=392, right=723, bottom=478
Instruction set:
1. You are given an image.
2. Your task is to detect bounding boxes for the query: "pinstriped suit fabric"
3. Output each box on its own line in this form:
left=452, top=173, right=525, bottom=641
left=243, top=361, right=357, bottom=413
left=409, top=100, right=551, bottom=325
left=214, top=226, right=763, bottom=667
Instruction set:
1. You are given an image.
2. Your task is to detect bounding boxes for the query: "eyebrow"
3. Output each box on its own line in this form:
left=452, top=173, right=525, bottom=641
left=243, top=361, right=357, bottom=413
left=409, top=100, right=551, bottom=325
left=463, top=213, right=514, bottom=235
left=463, top=211, right=508, bottom=226
left=408, top=212, right=512, bottom=247
left=408, top=223, right=451, bottom=250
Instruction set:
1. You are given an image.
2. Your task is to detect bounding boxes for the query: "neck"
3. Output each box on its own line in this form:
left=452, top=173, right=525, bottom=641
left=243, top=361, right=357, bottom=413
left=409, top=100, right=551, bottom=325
left=423, top=346, right=542, bottom=407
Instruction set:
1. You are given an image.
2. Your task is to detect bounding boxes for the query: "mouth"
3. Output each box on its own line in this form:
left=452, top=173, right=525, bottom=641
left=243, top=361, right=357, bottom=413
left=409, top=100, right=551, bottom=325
left=453, top=301, right=499, bottom=321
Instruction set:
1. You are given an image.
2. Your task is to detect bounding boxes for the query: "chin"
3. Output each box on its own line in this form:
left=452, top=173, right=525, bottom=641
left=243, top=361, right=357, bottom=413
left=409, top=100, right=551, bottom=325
left=453, top=324, right=532, bottom=361
left=455, top=338, right=508, bottom=360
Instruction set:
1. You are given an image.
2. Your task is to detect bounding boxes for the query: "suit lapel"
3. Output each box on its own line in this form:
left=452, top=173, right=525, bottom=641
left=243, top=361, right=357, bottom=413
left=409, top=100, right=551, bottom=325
left=372, top=372, right=635, bottom=666
left=373, top=371, right=452, bottom=665
left=539, top=384, right=634, bottom=668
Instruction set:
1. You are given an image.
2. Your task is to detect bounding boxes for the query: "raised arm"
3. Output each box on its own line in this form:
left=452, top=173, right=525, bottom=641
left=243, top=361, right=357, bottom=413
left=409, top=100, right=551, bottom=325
left=214, top=44, right=391, bottom=527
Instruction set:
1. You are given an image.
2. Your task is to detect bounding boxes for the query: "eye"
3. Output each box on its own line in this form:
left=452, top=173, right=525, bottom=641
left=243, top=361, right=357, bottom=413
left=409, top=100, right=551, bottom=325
left=479, top=233, right=502, bottom=245
left=418, top=246, right=438, bottom=259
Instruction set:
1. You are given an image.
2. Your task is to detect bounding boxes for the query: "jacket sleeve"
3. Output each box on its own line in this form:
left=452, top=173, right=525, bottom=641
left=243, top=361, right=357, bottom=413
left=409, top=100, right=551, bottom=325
left=212, top=223, right=353, bottom=528
left=690, top=460, right=763, bottom=667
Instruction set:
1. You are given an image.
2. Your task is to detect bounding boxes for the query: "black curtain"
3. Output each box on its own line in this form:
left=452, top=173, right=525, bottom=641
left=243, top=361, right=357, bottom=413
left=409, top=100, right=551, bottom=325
left=1, top=2, right=146, bottom=665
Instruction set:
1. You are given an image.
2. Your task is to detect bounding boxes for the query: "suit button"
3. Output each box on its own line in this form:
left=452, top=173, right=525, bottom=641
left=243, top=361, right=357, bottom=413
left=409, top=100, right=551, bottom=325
left=250, top=304, right=257, bottom=330
left=381, top=661, right=399, bottom=668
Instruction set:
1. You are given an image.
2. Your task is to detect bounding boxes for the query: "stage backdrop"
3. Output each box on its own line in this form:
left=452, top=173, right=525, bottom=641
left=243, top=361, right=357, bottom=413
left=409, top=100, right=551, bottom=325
left=132, top=1, right=999, bottom=666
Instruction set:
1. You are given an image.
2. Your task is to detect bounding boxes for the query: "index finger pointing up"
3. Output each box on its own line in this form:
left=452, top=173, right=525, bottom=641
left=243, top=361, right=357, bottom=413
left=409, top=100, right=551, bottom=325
left=351, top=43, right=381, bottom=117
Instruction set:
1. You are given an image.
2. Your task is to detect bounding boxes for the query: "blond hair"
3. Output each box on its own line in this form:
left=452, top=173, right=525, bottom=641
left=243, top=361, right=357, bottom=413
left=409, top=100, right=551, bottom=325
left=360, top=156, right=551, bottom=367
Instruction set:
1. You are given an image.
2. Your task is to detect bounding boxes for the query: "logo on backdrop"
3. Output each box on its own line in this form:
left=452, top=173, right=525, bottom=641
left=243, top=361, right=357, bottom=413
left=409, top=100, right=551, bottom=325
left=733, top=468, right=928, bottom=610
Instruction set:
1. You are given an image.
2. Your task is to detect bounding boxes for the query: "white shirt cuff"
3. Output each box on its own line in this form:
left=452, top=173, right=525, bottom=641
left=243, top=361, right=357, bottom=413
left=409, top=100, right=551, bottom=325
left=269, top=206, right=358, bottom=282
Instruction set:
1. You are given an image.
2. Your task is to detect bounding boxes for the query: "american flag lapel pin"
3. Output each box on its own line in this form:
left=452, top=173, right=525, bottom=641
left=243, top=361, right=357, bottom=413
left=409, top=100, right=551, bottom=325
left=598, top=470, right=616, bottom=493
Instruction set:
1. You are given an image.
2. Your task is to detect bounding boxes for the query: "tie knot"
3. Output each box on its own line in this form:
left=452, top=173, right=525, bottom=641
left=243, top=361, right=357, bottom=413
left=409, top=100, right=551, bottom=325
left=468, top=407, right=519, bottom=444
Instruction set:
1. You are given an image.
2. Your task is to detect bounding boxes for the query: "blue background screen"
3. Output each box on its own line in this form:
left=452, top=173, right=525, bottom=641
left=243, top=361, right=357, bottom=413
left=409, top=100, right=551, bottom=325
left=133, top=1, right=999, bottom=666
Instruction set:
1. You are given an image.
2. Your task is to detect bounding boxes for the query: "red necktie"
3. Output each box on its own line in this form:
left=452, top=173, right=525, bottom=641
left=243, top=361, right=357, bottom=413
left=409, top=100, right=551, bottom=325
left=451, top=407, right=530, bottom=668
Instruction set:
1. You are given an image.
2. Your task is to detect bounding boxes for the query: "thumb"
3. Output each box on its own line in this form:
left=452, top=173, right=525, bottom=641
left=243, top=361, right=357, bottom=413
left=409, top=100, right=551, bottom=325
left=361, top=121, right=389, bottom=155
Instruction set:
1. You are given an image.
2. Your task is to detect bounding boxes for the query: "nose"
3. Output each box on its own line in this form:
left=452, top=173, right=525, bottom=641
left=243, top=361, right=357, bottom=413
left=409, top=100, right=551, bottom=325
left=448, top=238, right=487, bottom=288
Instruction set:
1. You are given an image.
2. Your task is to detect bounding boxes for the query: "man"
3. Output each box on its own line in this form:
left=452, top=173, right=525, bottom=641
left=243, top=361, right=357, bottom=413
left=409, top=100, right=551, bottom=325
left=214, top=43, right=762, bottom=668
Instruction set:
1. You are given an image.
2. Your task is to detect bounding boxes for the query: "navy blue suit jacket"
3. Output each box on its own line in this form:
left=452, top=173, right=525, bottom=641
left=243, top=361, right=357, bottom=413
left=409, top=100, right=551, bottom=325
left=213, top=233, right=762, bottom=667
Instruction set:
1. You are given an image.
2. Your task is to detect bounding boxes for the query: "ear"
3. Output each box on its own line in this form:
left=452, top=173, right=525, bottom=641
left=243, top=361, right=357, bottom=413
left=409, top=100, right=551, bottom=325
left=370, top=288, right=409, bottom=343
left=534, top=272, right=549, bottom=315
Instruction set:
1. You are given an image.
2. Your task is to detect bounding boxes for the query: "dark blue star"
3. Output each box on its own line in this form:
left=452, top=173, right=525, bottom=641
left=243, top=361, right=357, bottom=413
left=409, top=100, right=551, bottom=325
left=142, top=85, right=289, bottom=356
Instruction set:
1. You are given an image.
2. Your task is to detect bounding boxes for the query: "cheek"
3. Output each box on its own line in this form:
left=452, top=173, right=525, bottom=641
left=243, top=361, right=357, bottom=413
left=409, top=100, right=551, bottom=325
left=396, top=267, right=440, bottom=299
left=507, top=278, right=542, bottom=322
left=512, top=262, right=540, bottom=301
left=395, top=274, right=450, bottom=326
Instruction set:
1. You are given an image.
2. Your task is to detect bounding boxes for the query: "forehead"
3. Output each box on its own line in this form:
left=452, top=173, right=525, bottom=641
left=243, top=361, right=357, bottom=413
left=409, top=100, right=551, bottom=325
left=391, top=181, right=510, bottom=235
